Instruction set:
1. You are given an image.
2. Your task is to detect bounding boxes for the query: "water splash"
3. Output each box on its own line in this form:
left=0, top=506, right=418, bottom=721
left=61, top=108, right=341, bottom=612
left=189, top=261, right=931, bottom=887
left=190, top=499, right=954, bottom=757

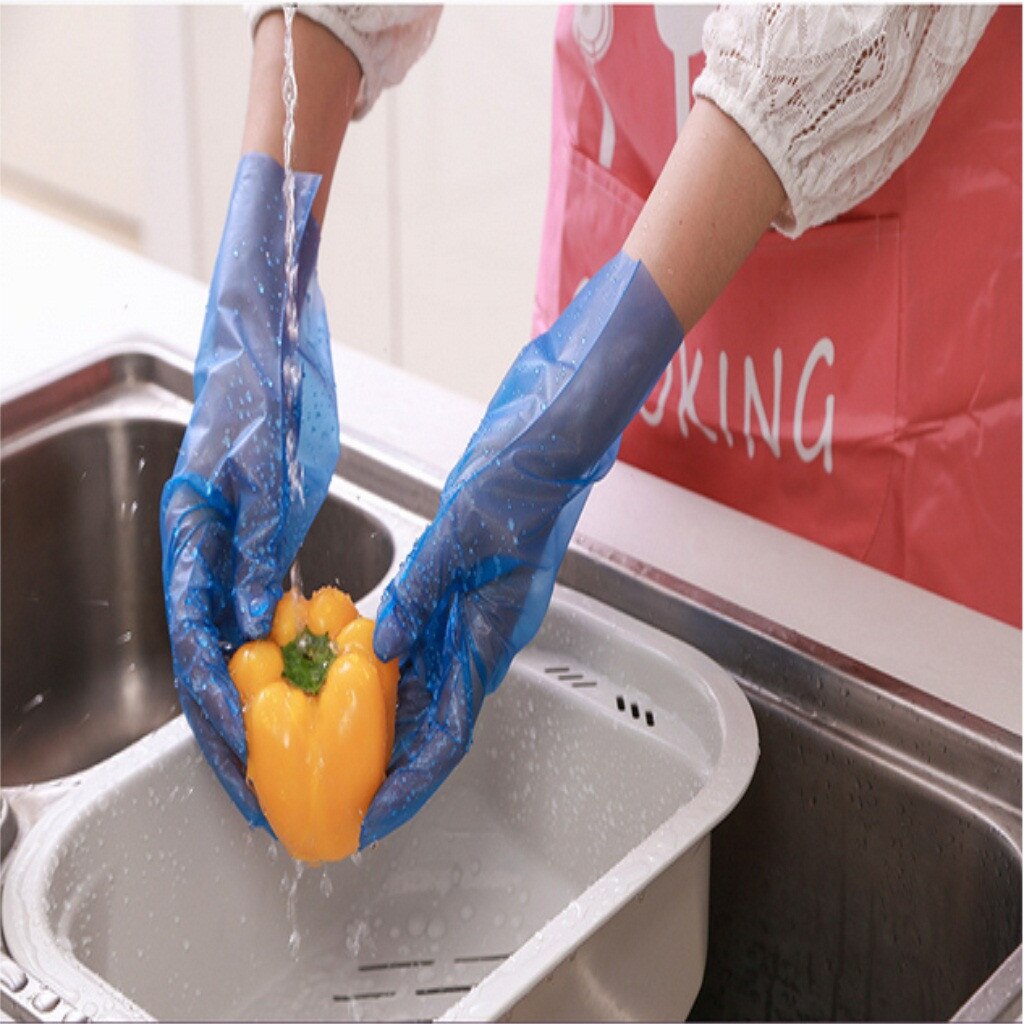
left=286, top=859, right=304, bottom=956
left=21, top=692, right=45, bottom=714
left=346, top=918, right=369, bottom=957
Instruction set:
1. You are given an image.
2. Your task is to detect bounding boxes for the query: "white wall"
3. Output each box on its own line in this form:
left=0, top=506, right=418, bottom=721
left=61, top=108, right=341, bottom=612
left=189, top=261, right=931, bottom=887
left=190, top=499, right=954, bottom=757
left=1, top=5, right=145, bottom=244
left=0, top=5, right=558, bottom=402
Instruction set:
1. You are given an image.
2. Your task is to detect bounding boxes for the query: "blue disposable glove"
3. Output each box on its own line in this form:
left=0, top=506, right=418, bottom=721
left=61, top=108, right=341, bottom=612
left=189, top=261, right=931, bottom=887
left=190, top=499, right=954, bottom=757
left=363, top=252, right=683, bottom=845
left=160, top=153, right=340, bottom=828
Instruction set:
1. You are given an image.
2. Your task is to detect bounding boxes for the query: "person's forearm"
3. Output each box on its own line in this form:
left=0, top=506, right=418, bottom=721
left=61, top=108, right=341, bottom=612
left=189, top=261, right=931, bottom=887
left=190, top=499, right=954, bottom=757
left=242, top=12, right=362, bottom=225
left=624, top=98, right=786, bottom=333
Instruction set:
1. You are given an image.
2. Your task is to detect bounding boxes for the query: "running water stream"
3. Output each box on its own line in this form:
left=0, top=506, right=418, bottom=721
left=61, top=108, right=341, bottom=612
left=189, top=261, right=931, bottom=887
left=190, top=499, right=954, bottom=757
left=281, top=3, right=304, bottom=596
left=281, top=14, right=308, bottom=959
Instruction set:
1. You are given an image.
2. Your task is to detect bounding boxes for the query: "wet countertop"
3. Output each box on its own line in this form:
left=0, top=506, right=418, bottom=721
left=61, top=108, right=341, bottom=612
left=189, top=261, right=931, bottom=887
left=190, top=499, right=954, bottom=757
left=2, top=197, right=1020, bottom=738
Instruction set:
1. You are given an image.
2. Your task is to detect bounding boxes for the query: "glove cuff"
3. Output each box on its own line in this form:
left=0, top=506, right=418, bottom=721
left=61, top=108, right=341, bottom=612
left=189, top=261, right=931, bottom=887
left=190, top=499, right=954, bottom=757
left=448, top=251, right=683, bottom=495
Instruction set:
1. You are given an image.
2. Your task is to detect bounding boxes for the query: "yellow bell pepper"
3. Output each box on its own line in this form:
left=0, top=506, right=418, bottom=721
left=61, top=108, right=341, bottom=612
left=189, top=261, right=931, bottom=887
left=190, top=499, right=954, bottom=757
left=228, top=586, right=398, bottom=863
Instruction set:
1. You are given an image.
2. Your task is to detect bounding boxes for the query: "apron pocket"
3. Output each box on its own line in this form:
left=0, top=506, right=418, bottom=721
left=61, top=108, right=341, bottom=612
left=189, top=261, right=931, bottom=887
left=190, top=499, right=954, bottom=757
left=533, top=144, right=645, bottom=333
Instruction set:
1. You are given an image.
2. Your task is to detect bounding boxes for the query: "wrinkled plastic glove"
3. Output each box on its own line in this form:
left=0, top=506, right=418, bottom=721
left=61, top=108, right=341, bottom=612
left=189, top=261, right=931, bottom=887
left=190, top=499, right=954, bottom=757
left=364, top=252, right=683, bottom=845
left=160, top=153, right=340, bottom=829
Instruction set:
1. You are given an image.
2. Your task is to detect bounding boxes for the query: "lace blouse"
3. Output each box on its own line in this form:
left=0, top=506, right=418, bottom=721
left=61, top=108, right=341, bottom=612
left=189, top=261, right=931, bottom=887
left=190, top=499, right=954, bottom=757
left=694, top=5, right=994, bottom=235
left=250, top=4, right=994, bottom=235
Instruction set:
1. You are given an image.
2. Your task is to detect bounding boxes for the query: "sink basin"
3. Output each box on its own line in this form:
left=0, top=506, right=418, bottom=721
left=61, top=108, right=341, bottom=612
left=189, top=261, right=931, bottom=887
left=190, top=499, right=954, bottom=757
left=691, top=691, right=1020, bottom=1023
left=1, top=366, right=397, bottom=788
left=2, top=588, right=757, bottom=1022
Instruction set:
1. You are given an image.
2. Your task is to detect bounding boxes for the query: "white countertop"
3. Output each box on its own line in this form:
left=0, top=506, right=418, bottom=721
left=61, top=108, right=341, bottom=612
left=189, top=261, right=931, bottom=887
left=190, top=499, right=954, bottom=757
left=2, top=198, right=1020, bottom=736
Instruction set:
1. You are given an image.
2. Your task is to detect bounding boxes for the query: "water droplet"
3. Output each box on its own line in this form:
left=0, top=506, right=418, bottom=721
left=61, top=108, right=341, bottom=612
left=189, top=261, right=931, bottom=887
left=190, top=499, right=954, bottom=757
left=21, top=692, right=45, bottom=713
left=346, top=919, right=369, bottom=957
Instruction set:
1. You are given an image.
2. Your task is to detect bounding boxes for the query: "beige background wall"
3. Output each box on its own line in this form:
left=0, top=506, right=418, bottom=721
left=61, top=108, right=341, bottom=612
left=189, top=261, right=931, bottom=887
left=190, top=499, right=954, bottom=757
left=1, top=5, right=559, bottom=402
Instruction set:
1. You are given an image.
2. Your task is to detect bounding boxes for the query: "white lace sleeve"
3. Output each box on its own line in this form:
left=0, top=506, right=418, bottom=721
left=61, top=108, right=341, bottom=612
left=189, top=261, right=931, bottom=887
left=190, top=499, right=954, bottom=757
left=249, top=5, right=442, bottom=119
left=693, top=5, right=995, bottom=236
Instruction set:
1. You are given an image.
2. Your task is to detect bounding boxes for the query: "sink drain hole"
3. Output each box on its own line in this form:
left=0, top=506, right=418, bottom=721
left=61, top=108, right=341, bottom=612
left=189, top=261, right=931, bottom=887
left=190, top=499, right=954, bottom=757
left=545, top=663, right=599, bottom=689
left=359, top=960, right=434, bottom=972
left=545, top=665, right=657, bottom=728
left=615, top=694, right=657, bottom=728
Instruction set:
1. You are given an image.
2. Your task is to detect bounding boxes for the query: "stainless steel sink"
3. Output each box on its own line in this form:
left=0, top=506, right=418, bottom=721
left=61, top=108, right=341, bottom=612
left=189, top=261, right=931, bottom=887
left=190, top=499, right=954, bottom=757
left=0, top=348, right=399, bottom=789
left=1, top=340, right=1020, bottom=1022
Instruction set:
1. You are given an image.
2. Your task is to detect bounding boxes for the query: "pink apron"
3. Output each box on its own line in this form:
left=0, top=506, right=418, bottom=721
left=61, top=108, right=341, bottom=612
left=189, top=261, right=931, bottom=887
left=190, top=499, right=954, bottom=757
left=534, top=5, right=1022, bottom=626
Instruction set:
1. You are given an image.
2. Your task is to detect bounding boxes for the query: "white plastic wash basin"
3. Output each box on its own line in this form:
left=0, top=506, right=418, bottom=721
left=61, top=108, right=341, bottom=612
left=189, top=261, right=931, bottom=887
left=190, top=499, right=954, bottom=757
left=3, top=588, right=758, bottom=1022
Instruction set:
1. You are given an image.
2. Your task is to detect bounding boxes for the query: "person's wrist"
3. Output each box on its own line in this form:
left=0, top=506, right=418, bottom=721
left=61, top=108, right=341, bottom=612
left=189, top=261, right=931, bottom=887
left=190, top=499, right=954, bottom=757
left=624, top=99, right=785, bottom=331
left=244, top=11, right=361, bottom=225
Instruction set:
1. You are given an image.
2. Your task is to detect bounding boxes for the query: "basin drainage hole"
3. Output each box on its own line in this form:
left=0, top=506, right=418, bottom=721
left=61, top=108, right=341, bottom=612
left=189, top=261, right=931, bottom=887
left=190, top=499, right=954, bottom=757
left=615, top=694, right=655, bottom=728
left=333, top=991, right=396, bottom=1003
left=543, top=665, right=597, bottom=689
left=359, top=961, right=435, bottom=973
left=544, top=665, right=656, bottom=727
left=334, top=953, right=510, bottom=1010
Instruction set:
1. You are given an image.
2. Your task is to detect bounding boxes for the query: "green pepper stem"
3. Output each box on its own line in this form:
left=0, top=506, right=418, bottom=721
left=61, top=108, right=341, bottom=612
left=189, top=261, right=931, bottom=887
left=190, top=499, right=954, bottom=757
left=281, top=629, right=336, bottom=695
